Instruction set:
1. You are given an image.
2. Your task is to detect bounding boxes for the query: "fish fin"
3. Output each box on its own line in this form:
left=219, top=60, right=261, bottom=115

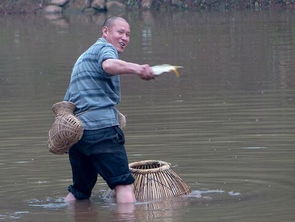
left=172, top=66, right=182, bottom=77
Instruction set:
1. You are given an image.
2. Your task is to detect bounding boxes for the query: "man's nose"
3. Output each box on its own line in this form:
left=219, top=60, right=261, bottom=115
left=122, top=34, right=129, bottom=41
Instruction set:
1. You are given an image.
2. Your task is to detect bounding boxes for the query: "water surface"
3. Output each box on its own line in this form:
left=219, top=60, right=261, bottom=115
left=0, top=9, right=295, bottom=221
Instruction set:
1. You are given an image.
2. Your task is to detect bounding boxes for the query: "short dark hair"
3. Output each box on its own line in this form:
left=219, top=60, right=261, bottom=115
left=102, top=16, right=128, bottom=28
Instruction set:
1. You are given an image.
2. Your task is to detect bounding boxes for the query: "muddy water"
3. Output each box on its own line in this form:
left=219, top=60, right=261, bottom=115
left=0, top=10, right=295, bottom=221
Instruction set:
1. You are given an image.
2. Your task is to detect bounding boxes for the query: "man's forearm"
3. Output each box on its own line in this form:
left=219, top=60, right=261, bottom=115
left=102, top=59, right=142, bottom=75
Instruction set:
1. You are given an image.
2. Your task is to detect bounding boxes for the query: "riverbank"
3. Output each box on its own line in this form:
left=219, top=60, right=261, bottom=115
left=0, top=0, right=295, bottom=15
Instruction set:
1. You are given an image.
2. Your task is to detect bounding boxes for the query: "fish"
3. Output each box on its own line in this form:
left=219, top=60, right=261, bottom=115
left=151, top=64, right=183, bottom=77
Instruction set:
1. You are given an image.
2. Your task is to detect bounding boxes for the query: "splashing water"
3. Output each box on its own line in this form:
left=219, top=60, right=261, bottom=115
left=27, top=197, right=68, bottom=209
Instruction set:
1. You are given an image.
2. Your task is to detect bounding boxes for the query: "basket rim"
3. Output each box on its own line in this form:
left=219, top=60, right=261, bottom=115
left=129, top=160, right=171, bottom=173
left=52, top=101, right=76, bottom=115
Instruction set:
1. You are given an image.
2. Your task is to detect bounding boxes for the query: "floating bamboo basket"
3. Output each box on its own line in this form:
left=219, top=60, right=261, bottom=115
left=48, top=101, right=83, bottom=154
left=129, top=160, right=191, bottom=201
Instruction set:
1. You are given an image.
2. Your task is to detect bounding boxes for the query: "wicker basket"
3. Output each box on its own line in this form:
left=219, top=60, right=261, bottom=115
left=48, top=101, right=83, bottom=154
left=129, top=160, right=191, bottom=201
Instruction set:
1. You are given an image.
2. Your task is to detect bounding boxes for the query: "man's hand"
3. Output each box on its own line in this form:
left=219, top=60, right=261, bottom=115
left=137, top=64, right=155, bottom=80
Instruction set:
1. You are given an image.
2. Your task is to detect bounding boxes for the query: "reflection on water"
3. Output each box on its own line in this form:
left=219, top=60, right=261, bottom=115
left=0, top=9, right=295, bottom=222
left=25, top=190, right=242, bottom=222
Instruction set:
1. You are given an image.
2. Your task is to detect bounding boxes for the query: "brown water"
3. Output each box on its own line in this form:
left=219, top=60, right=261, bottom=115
left=0, top=9, right=295, bottom=222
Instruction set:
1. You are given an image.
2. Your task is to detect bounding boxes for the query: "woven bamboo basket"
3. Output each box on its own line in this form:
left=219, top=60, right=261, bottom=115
left=48, top=101, right=83, bottom=154
left=129, top=160, right=191, bottom=201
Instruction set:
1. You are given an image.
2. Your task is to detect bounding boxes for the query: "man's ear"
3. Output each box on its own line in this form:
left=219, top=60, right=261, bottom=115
left=102, top=26, right=108, bottom=37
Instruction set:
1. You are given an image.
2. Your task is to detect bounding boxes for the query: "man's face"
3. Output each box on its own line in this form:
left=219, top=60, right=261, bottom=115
left=103, top=19, right=130, bottom=53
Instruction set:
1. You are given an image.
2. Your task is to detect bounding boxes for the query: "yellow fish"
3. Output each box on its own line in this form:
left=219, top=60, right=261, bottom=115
left=151, top=64, right=183, bottom=77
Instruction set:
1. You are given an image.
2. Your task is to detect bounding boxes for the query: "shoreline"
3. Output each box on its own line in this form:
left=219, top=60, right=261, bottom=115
left=0, top=0, right=295, bottom=15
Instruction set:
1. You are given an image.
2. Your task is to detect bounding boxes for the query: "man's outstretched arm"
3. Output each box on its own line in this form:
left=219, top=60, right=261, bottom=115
left=102, top=59, right=155, bottom=80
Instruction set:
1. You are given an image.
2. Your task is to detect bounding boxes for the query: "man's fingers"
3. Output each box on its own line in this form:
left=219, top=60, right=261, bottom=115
left=138, top=64, right=155, bottom=80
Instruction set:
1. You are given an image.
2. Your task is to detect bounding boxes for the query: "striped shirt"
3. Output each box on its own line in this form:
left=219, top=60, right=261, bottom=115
left=64, top=38, right=120, bottom=130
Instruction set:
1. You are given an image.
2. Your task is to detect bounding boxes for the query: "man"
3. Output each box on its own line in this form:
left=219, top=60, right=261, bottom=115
left=63, top=16, right=155, bottom=203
